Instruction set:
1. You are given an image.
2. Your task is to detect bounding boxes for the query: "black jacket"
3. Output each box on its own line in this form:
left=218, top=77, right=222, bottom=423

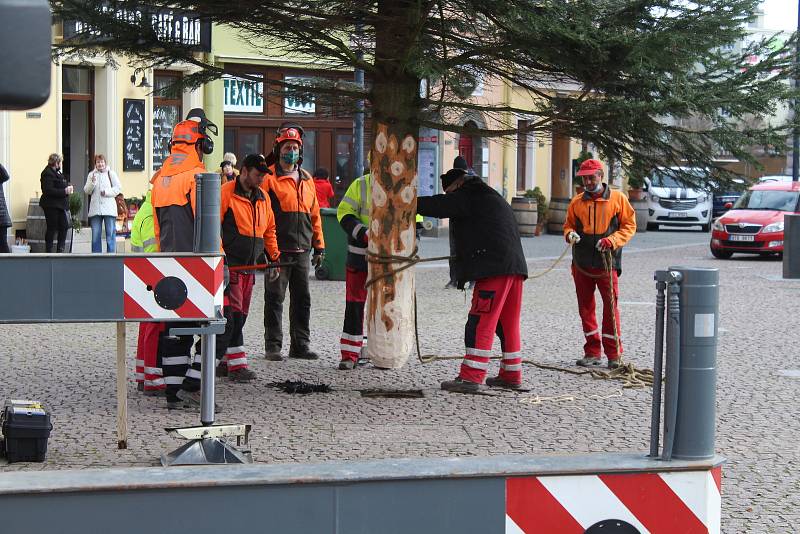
left=40, top=166, right=70, bottom=210
left=417, top=178, right=528, bottom=288
left=0, top=163, right=10, bottom=226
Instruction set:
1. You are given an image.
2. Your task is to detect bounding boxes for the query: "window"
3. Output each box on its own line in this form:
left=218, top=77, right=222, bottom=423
left=152, top=71, right=182, bottom=170
left=63, top=66, right=92, bottom=94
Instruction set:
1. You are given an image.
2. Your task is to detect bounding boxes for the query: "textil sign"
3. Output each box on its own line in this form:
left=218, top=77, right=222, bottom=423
left=223, top=75, right=264, bottom=113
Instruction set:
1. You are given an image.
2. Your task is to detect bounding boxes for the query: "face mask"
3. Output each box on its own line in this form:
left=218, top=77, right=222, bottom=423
left=281, top=152, right=300, bottom=165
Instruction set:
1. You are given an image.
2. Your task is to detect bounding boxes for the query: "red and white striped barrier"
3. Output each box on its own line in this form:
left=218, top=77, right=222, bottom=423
left=123, top=256, right=224, bottom=320
left=506, top=467, right=721, bottom=534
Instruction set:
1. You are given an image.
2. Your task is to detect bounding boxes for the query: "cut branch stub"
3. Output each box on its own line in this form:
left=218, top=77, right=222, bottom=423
left=366, top=122, right=418, bottom=369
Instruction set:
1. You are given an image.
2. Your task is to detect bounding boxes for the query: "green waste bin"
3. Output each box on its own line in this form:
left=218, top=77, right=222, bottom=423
left=316, top=207, right=348, bottom=281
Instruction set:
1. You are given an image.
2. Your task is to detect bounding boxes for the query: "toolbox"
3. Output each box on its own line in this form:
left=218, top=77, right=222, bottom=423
left=1, top=400, right=52, bottom=463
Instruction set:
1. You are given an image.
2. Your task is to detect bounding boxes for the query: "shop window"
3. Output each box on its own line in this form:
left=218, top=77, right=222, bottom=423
left=336, top=133, right=354, bottom=186
left=152, top=71, right=182, bottom=170
left=302, top=130, right=317, bottom=173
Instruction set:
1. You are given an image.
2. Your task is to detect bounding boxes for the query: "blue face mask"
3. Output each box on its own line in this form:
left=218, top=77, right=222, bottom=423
left=281, top=152, right=300, bottom=165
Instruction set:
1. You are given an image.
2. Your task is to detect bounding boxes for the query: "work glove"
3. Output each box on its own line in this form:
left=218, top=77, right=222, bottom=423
left=596, top=237, right=613, bottom=252
left=312, top=248, right=325, bottom=268
left=567, top=231, right=581, bottom=244
left=223, top=263, right=230, bottom=290
left=357, top=227, right=368, bottom=246
left=265, top=253, right=281, bottom=283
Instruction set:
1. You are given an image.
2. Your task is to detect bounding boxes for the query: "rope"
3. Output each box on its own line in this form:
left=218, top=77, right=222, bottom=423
left=363, top=239, right=654, bottom=389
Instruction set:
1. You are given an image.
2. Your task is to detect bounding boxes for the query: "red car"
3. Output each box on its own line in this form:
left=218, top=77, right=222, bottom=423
left=710, top=181, right=800, bottom=259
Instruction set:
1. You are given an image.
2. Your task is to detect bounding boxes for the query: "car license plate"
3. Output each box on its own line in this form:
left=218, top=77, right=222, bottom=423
left=668, top=211, right=688, bottom=218
left=729, top=234, right=755, bottom=242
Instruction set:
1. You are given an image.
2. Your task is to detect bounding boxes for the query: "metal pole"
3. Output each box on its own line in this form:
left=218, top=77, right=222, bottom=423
left=353, top=23, right=365, bottom=180
left=661, top=270, right=682, bottom=461
left=649, top=277, right=667, bottom=458
left=794, top=0, right=799, bottom=181
left=671, top=267, right=719, bottom=460
left=195, top=173, right=221, bottom=427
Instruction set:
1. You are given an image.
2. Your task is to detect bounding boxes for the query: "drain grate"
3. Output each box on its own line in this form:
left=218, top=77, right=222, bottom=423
left=360, top=389, right=425, bottom=399
left=268, top=381, right=332, bottom=394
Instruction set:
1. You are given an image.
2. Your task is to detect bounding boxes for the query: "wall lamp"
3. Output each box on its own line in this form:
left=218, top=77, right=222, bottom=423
left=130, top=68, right=151, bottom=88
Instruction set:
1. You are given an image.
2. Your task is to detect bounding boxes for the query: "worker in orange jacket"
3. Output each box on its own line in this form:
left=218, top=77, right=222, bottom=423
left=150, top=108, right=217, bottom=409
left=563, top=159, right=636, bottom=369
left=261, top=123, right=325, bottom=361
left=214, top=154, right=281, bottom=381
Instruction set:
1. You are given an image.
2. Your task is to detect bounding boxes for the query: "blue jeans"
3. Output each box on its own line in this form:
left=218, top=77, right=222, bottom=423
left=90, top=215, right=116, bottom=253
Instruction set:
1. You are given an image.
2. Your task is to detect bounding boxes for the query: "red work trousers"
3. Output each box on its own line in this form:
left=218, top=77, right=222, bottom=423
left=136, top=323, right=165, bottom=392
left=571, top=264, right=623, bottom=360
left=460, top=275, right=525, bottom=385
left=340, top=268, right=368, bottom=362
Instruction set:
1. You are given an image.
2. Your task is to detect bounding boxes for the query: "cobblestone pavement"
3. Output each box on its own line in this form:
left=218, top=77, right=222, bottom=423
left=2, top=229, right=799, bottom=532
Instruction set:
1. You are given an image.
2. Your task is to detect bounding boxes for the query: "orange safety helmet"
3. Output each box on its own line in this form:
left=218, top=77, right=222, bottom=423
left=274, top=126, right=303, bottom=146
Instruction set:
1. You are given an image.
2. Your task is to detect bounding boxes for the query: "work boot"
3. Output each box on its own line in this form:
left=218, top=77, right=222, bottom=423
left=229, top=367, right=256, bottom=382
left=607, top=359, right=622, bottom=370
left=265, top=350, right=283, bottom=361
left=289, top=348, right=320, bottom=360
left=485, top=376, right=522, bottom=390
left=216, top=362, right=228, bottom=377
left=176, top=388, right=202, bottom=408
left=143, top=389, right=165, bottom=397
left=576, top=356, right=602, bottom=367
left=338, top=359, right=356, bottom=370
left=444, top=281, right=456, bottom=289
left=441, top=377, right=483, bottom=394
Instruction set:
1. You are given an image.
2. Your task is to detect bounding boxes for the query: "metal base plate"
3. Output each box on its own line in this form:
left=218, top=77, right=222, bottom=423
left=160, top=438, right=253, bottom=466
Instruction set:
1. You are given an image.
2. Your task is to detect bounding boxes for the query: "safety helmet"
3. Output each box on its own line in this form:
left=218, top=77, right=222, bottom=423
left=275, top=126, right=303, bottom=147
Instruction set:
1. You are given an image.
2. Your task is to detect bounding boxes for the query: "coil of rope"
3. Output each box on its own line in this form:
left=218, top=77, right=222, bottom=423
left=366, top=242, right=654, bottom=389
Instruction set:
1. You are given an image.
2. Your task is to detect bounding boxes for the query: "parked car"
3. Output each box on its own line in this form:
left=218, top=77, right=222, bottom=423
left=710, top=181, right=800, bottom=259
left=644, top=167, right=713, bottom=231
left=711, top=178, right=746, bottom=218
left=758, top=175, right=792, bottom=183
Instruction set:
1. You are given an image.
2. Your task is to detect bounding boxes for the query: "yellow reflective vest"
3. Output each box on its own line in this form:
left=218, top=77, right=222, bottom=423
left=130, top=192, right=157, bottom=253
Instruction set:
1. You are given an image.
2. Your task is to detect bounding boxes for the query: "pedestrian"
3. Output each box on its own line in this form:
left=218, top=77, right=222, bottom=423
left=261, top=123, right=325, bottom=361
left=563, top=159, right=636, bottom=370
left=417, top=168, right=528, bottom=393
left=216, top=152, right=240, bottom=181
left=219, top=160, right=236, bottom=184
left=83, top=154, right=122, bottom=253
left=312, top=167, right=335, bottom=208
left=39, top=153, right=73, bottom=253
left=130, top=189, right=165, bottom=396
left=214, top=153, right=280, bottom=381
left=0, top=163, right=11, bottom=253
left=150, top=107, right=218, bottom=409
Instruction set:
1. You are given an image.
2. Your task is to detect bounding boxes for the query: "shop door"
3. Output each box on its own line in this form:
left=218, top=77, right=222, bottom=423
left=458, top=134, right=473, bottom=169
left=62, top=66, right=94, bottom=221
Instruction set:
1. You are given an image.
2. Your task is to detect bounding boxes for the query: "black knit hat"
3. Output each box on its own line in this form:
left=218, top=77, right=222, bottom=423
left=441, top=168, right=467, bottom=191
left=453, top=155, right=469, bottom=171
left=313, top=167, right=329, bottom=179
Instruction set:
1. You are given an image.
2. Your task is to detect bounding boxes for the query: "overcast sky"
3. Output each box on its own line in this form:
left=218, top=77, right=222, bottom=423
left=763, top=0, right=798, bottom=31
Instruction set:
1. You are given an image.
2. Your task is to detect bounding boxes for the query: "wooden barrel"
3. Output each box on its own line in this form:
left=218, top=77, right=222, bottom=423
left=26, top=198, right=73, bottom=253
left=546, top=197, right=571, bottom=235
left=631, top=198, right=649, bottom=232
left=511, top=197, right=538, bottom=237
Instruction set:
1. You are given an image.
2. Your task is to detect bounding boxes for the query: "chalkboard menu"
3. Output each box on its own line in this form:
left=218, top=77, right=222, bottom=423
left=153, top=104, right=180, bottom=170
left=123, top=99, right=145, bottom=171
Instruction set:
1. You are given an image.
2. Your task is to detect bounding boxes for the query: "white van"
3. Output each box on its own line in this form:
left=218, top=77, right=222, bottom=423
left=644, top=167, right=713, bottom=231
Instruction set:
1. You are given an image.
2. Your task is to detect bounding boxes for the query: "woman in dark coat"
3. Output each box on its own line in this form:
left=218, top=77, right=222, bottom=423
left=39, top=153, right=73, bottom=253
left=0, top=163, right=10, bottom=253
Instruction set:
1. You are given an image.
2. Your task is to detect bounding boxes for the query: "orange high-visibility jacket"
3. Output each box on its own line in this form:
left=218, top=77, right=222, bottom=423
left=261, top=164, right=324, bottom=252
left=150, top=142, right=204, bottom=252
left=563, top=185, right=636, bottom=272
left=220, top=178, right=279, bottom=267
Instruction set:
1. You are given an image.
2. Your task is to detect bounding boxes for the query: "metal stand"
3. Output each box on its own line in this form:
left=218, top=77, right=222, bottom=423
left=161, top=173, right=253, bottom=466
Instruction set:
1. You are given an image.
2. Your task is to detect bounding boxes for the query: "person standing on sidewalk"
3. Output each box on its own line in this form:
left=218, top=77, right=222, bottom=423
left=417, top=168, right=528, bottom=393
left=563, top=159, right=636, bottom=370
left=0, top=163, right=11, bottom=253
left=84, top=154, right=121, bottom=253
left=312, top=167, right=335, bottom=208
left=151, top=107, right=218, bottom=409
left=39, top=153, right=73, bottom=253
left=262, top=123, right=325, bottom=361
left=212, top=154, right=280, bottom=381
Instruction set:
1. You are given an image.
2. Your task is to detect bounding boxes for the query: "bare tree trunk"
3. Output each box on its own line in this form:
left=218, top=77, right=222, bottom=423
left=366, top=121, right=418, bottom=368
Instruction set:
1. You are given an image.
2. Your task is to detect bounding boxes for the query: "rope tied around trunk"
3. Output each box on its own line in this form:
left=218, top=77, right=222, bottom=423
left=365, top=246, right=454, bottom=288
